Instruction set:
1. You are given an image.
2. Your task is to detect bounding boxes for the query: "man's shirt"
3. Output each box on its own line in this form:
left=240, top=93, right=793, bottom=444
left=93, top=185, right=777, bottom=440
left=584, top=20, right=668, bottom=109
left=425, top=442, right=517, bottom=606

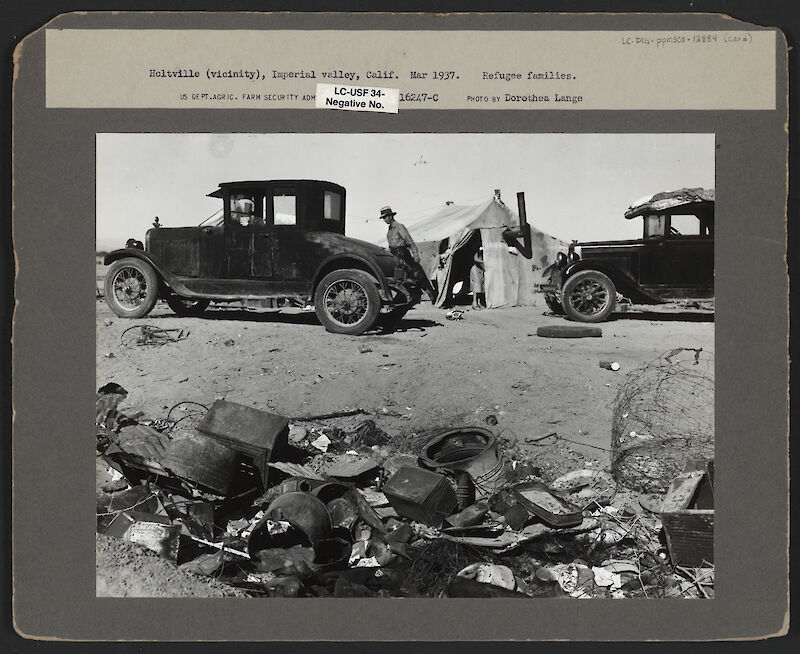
left=386, top=221, right=419, bottom=258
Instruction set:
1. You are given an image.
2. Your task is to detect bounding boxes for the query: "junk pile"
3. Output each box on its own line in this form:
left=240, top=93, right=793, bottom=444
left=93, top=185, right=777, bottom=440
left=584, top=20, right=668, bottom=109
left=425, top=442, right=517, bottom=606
left=611, top=348, right=714, bottom=493
left=97, top=385, right=713, bottom=598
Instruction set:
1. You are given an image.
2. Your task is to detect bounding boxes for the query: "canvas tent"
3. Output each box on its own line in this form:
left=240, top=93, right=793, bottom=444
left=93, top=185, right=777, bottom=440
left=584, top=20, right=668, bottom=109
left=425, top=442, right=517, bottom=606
left=382, top=197, right=567, bottom=309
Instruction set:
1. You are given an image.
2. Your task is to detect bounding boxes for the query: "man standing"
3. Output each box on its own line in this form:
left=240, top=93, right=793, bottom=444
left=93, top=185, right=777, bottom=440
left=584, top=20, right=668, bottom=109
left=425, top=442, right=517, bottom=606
left=380, top=206, right=436, bottom=301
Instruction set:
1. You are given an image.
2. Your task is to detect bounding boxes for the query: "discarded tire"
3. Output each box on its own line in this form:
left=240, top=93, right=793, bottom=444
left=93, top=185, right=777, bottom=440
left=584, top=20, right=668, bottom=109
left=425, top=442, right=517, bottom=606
left=536, top=325, right=602, bottom=338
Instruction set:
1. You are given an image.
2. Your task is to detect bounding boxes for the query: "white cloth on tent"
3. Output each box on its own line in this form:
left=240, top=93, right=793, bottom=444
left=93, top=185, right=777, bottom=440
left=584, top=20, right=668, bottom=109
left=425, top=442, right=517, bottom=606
left=481, top=228, right=517, bottom=308
left=433, top=228, right=475, bottom=307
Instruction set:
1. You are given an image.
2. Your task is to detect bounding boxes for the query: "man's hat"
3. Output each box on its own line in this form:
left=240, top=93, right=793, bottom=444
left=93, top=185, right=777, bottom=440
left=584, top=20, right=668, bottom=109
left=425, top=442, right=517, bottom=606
left=379, top=206, right=397, bottom=219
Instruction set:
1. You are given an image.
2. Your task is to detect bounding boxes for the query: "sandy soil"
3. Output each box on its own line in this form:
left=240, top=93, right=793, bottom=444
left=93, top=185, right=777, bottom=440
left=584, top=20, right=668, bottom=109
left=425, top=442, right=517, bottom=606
left=97, top=300, right=713, bottom=467
left=96, top=534, right=248, bottom=597
left=95, top=279, right=714, bottom=596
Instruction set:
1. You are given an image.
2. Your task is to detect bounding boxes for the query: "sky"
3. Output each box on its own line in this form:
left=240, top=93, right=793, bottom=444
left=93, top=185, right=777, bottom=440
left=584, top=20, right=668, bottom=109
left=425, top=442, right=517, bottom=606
left=96, top=133, right=714, bottom=251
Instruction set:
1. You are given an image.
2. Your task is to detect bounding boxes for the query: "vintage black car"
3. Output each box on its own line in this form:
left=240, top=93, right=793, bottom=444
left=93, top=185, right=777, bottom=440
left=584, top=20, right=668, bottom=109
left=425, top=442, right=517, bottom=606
left=540, top=188, right=714, bottom=322
left=103, top=180, right=424, bottom=335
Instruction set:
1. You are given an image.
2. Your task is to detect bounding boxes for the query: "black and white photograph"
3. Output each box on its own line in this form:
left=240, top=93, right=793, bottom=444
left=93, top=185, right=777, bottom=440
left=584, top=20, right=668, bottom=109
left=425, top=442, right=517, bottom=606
left=94, top=132, right=715, bottom=599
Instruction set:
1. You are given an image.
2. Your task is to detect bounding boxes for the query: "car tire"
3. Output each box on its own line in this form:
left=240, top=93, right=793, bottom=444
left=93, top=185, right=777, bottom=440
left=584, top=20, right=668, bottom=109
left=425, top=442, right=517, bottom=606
left=561, top=270, right=617, bottom=323
left=544, top=293, right=565, bottom=315
left=166, top=295, right=211, bottom=317
left=104, top=257, right=160, bottom=319
left=536, top=325, right=603, bottom=338
left=314, top=269, right=382, bottom=335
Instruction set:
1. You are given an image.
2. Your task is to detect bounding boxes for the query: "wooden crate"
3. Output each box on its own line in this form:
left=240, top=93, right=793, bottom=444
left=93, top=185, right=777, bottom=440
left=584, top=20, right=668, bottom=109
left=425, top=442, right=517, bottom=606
left=660, top=458, right=714, bottom=567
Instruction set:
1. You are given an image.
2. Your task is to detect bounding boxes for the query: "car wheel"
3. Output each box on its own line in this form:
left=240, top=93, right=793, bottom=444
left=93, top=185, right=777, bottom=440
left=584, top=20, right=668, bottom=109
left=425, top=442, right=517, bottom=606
left=166, top=295, right=211, bottom=317
left=561, top=270, right=616, bottom=322
left=545, top=293, right=565, bottom=315
left=314, top=269, right=381, bottom=335
left=104, top=257, right=159, bottom=318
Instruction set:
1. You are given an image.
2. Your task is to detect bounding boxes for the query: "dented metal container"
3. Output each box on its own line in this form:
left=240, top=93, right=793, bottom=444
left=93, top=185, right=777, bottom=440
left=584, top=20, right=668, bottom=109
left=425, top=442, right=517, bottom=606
left=382, top=466, right=458, bottom=527
left=161, top=430, right=241, bottom=495
left=197, top=400, right=290, bottom=488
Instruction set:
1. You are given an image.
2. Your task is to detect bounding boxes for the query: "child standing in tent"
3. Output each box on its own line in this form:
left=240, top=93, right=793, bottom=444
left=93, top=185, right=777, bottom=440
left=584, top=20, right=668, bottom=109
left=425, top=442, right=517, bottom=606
left=470, top=247, right=486, bottom=310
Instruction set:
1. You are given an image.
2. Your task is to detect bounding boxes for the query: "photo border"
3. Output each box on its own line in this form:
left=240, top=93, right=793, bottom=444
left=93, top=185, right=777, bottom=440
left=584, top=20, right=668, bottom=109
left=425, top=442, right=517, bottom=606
left=10, top=10, right=789, bottom=642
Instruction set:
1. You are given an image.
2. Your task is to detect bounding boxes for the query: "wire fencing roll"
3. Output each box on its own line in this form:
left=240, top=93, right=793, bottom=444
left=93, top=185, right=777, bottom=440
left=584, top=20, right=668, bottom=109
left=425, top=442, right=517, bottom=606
left=611, top=348, right=714, bottom=493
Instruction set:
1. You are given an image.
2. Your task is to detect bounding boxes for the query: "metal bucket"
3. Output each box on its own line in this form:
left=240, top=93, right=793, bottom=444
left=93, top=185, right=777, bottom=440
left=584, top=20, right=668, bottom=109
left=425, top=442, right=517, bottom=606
left=419, top=427, right=505, bottom=499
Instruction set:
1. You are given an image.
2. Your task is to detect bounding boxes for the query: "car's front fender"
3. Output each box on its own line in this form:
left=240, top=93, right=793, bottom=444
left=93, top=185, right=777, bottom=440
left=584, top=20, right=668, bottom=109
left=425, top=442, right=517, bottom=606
left=563, top=260, right=654, bottom=303
left=103, top=248, right=182, bottom=293
left=311, top=254, right=394, bottom=302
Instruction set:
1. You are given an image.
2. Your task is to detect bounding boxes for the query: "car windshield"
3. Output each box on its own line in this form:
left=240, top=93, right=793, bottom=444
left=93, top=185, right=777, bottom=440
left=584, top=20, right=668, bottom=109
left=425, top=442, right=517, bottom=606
left=644, top=214, right=666, bottom=238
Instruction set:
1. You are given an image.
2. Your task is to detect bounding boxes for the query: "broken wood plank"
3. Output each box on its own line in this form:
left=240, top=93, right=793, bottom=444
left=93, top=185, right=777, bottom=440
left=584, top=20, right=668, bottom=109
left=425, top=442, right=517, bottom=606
left=293, top=408, right=371, bottom=422
left=660, top=471, right=705, bottom=513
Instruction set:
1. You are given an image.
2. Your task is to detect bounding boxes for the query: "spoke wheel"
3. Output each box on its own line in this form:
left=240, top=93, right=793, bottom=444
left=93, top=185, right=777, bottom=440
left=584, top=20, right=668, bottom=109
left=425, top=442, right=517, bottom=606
left=561, top=270, right=616, bottom=323
left=325, top=281, right=370, bottom=325
left=314, top=269, right=381, bottom=335
left=104, top=257, right=159, bottom=318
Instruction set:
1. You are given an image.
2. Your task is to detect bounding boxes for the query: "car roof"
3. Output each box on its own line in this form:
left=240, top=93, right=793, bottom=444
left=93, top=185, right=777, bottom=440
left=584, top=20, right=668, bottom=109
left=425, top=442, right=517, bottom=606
left=207, top=180, right=344, bottom=198
left=624, top=187, right=715, bottom=219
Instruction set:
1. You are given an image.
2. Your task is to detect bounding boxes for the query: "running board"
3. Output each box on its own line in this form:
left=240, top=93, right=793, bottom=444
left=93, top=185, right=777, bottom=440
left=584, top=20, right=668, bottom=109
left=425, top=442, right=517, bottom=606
left=166, top=277, right=309, bottom=300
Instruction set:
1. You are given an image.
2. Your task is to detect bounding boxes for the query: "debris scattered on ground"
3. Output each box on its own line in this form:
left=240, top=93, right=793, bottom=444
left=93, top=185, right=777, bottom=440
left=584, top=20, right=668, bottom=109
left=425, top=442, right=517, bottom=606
left=96, top=384, right=714, bottom=599
left=311, top=433, right=332, bottom=453
left=121, top=325, right=190, bottom=348
left=599, top=361, right=621, bottom=371
left=445, top=310, right=464, bottom=321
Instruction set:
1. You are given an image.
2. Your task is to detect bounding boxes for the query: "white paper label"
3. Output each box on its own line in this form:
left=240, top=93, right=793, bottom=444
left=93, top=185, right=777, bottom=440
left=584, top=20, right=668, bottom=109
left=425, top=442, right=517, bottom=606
left=315, top=83, right=399, bottom=113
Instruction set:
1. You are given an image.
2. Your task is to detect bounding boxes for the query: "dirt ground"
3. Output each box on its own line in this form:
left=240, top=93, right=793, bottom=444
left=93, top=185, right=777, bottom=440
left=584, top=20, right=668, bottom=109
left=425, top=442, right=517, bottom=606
left=95, top=269, right=714, bottom=596
left=96, top=533, right=248, bottom=597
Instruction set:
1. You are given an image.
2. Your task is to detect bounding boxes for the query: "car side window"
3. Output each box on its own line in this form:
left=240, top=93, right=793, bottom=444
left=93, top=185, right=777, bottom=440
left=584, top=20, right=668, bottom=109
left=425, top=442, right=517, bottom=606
left=644, top=214, right=666, bottom=239
left=668, top=213, right=704, bottom=237
left=323, top=190, right=342, bottom=221
left=273, top=190, right=298, bottom=226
